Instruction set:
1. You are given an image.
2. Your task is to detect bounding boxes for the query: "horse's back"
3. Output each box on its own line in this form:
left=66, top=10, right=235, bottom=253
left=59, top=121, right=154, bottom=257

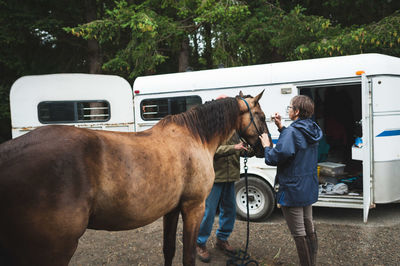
left=0, top=125, right=99, bottom=214
left=0, top=125, right=99, bottom=195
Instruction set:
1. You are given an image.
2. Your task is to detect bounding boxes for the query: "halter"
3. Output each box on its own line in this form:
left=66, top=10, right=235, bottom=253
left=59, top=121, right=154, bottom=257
left=238, top=97, right=263, bottom=140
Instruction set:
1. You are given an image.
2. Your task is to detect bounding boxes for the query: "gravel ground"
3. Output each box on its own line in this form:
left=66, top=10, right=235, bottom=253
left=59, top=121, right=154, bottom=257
left=70, top=204, right=400, bottom=265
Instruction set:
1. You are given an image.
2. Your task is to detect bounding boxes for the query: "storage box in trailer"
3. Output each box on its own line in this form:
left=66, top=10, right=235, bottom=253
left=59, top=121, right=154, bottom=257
left=132, top=53, right=400, bottom=223
left=10, top=74, right=135, bottom=138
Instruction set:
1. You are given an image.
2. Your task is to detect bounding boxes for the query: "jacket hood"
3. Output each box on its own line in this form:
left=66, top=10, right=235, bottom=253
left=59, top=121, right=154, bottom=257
left=292, top=119, right=323, bottom=144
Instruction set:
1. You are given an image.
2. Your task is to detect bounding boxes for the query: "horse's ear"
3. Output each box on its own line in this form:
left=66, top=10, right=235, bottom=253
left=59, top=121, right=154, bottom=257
left=254, top=90, right=265, bottom=103
left=239, top=91, right=244, bottom=98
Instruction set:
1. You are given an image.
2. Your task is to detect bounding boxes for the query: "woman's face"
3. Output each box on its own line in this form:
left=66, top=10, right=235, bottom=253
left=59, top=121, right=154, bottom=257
left=287, top=102, right=299, bottom=121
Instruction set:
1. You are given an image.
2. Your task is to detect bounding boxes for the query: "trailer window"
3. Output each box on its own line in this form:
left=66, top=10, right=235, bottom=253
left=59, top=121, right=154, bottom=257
left=38, top=101, right=110, bottom=123
left=141, top=96, right=202, bottom=120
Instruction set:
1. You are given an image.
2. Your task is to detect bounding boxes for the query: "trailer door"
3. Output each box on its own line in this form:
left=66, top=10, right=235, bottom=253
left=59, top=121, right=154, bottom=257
left=361, top=73, right=373, bottom=223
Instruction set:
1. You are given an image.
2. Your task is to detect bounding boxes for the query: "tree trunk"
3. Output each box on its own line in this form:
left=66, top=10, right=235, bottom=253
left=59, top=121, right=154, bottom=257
left=87, top=40, right=101, bottom=74
left=85, top=0, right=102, bottom=74
left=203, top=23, right=213, bottom=69
left=191, top=33, right=200, bottom=70
left=178, top=37, right=190, bottom=72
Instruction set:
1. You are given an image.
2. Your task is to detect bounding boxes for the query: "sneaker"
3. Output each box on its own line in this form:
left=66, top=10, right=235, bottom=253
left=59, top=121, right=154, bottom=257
left=216, top=238, right=237, bottom=255
left=196, top=244, right=211, bottom=263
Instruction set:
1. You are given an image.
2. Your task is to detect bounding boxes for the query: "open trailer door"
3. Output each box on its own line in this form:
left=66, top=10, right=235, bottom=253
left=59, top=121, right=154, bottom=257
left=361, top=73, right=373, bottom=223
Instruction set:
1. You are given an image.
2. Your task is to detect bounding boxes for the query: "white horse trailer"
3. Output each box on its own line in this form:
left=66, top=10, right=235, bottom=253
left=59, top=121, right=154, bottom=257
left=9, top=73, right=134, bottom=138
left=9, top=54, right=400, bottom=223
left=132, top=53, right=400, bottom=223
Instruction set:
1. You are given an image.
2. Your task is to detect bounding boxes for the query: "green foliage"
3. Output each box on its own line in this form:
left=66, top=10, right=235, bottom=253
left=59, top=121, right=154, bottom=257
left=1, top=0, right=400, bottom=134
left=195, top=0, right=250, bottom=25
left=0, top=0, right=89, bottom=123
left=281, top=0, right=400, bottom=27
left=291, top=11, right=400, bottom=59
left=63, top=0, right=256, bottom=78
left=0, top=84, right=9, bottom=120
left=62, top=0, right=400, bottom=77
left=64, top=0, right=187, bottom=79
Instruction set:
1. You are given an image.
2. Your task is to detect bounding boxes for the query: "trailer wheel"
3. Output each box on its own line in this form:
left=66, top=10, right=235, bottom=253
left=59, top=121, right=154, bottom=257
left=235, top=176, right=275, bottom=221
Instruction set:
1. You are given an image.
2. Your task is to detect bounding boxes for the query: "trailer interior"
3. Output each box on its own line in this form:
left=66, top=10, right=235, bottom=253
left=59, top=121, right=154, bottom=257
left=300, top=83, right=364, bottom=208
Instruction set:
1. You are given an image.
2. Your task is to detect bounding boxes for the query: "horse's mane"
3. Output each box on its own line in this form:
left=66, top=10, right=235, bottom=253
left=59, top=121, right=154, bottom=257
left=159, top=97, right=240, bottom=143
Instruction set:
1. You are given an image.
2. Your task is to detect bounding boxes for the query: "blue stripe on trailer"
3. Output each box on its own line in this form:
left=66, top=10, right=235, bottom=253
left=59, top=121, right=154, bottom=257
left=376, top=130, right=400, bottom=137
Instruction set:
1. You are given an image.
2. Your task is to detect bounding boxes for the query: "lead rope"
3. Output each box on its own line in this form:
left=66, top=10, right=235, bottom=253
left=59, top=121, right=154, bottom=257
left=226, top=151, right=259, bottom=266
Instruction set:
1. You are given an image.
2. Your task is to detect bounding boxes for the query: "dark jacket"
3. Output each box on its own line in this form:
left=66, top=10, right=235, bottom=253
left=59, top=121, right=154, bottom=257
left=264, top=118, right=323, bottom=206
left=214, top=134, right=253, bottom=183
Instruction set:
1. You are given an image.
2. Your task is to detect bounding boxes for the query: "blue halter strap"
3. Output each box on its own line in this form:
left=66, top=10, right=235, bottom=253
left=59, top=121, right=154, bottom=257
left=239, top=97, right=263, bottom=137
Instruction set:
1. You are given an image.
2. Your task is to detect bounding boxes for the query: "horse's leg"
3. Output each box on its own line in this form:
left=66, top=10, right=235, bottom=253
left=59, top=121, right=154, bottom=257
left=181, top=200, right=205, bottom=266
left=163, top=207, right=180, bottom=266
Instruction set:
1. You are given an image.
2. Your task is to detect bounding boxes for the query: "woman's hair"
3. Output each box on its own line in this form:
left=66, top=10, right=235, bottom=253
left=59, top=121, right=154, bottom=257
left=291, top=95, right=314, bottom=119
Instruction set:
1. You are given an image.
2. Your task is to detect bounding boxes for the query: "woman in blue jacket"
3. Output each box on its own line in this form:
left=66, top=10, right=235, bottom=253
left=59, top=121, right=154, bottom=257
left=259, top=95, right=322, bottom=266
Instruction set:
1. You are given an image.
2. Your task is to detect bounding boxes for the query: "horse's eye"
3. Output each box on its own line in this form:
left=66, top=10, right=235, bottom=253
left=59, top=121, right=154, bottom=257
left=254, top=111, right=266, bottom=122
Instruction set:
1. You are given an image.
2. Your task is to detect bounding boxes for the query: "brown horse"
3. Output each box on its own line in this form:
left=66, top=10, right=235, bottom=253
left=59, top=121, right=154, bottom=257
left=0, top=91, right=271, bottom=266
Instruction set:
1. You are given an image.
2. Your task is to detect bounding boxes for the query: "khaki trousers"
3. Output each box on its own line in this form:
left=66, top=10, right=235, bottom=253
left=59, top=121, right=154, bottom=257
left=281, top=205, right=314, bottom=237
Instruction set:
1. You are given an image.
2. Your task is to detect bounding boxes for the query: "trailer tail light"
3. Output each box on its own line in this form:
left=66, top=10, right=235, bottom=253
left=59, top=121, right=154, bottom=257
left=134, top=90, right=140, bottom=94
left=356, top=70, right=365, bottom=75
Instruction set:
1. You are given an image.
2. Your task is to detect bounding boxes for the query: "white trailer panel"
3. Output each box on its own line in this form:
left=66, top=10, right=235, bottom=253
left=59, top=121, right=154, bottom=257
left=10, top=74, right=134, bottom=138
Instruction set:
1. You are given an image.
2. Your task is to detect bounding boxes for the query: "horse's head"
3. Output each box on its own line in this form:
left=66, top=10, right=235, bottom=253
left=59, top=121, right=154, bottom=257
left=237, top=90, right=272, bottom=158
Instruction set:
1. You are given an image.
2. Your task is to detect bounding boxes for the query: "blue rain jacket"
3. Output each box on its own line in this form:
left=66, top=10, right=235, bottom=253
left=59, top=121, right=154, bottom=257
left=264, top=118, right=323, bottom=207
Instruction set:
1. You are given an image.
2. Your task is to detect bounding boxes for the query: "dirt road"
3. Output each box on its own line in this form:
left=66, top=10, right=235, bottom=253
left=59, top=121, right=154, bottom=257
left=70, top=204, right=400, bottom=265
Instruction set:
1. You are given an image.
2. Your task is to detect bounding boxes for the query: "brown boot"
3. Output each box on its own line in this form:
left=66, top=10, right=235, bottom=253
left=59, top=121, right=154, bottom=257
left=216, top=238, right=237, bottom=255
left=307, top=232, right=318, bottom=266
left=294, top=236, right=312, bottom=266
left=196, top=244, right=211, bottom=263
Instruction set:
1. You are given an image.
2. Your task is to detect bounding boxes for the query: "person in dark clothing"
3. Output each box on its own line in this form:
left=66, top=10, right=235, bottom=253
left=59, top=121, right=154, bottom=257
left=196, top=94, right=254, bottom=263
left=196, top=133, right=249, bottom=263
left=259, top=95, right=323, bottom=266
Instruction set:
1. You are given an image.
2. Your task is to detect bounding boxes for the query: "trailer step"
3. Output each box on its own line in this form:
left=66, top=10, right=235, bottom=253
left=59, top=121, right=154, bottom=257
left=314, top=194, right=364, bottom=209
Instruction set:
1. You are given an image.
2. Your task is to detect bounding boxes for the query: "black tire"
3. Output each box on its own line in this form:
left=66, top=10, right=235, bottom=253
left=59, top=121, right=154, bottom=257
left=234, top=176, right=275, bottom=222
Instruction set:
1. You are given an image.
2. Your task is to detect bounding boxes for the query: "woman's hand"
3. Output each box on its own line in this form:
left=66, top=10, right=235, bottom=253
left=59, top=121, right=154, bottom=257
left=273, top=112, right=283, bottom=130
left=259, top=133, right=271, bottom=148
